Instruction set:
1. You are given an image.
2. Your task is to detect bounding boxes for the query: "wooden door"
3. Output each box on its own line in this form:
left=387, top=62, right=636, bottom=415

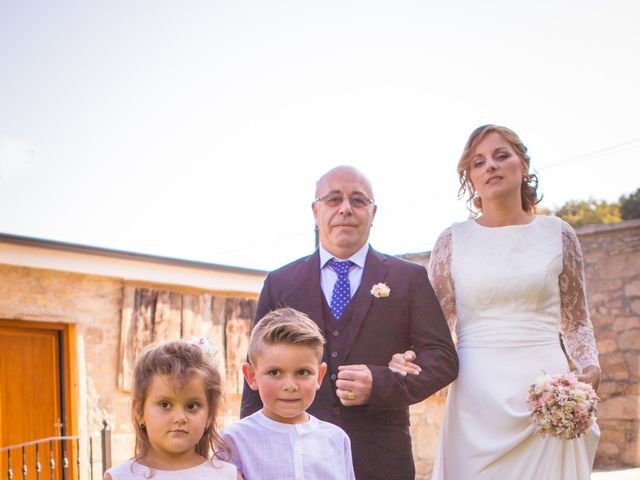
left=0, top=322, right=67, bottom=479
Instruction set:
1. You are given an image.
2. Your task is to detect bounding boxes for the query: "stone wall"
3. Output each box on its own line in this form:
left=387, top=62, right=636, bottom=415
left=577, top=219, right=640, bottom=467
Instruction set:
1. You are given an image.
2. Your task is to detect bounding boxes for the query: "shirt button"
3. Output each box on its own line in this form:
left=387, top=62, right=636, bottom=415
left=332, top=406, right=341, bottom=415
left=330, top=374, right=337, bottom=381
left=331, top=351, right=338, bottom=358
left=332, top=330, right=340, bottom=336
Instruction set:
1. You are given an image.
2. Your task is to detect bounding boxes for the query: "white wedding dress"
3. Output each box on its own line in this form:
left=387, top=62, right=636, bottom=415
left=429, top=215, right=600, bottom=480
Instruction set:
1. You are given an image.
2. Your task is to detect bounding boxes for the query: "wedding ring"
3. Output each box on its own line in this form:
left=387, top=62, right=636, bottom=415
left=347, top=391, right=355, bottom=400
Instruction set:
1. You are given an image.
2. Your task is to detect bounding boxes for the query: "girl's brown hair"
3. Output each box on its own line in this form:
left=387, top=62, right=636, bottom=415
left=131, top=340, right=230, bottom=461
left=457, top=124, right=541, bottom=214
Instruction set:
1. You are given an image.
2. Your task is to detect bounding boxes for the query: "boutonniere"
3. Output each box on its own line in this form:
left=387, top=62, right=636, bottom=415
left=370, top=283, right=390, bottom=298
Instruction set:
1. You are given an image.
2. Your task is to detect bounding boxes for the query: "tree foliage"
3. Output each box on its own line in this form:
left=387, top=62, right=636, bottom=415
left=619, top=187, right=640, bottom=220
left=549, top=187, right=639, bottom=227
left=554, top=198, right=621, bottom=228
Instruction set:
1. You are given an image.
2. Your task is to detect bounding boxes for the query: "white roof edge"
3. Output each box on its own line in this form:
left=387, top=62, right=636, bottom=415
left=0, top=233, right=266, bottom=294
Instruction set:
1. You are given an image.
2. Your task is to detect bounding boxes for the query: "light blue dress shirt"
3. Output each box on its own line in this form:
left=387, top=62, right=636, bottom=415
left=319, top=243, right=370, bottom=306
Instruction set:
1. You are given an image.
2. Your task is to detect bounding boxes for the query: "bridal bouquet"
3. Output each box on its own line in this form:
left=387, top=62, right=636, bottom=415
left=527, top=372, right=598, bottom=440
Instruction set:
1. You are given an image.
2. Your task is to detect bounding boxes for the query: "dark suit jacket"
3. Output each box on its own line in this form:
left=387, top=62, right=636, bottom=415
left=240, top=247, right=458, bottom=480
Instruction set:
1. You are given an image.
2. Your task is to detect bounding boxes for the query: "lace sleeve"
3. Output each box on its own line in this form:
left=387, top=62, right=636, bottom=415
left=428, top=228, right=457, bottom=332
left=559, top=221, right=600, bottom=371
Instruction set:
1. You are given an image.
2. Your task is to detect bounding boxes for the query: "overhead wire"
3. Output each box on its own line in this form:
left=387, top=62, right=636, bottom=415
left=211, top=137, right=640, bottom=256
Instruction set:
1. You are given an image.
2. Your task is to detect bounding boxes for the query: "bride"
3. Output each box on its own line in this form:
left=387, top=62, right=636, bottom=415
left=390, top=124, right=600, bottom=479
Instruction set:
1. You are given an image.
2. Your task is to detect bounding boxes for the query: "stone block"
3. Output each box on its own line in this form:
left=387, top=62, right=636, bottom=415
left=613, top=317, right=640, bottom=332
left=632, top=300, right=640, bottom=316
left=626, top=352, right=640, bottom=378
left=598, top=330, right=619, bottom=341
left=625, top=279, right=640, bottom=297
left=598, top=381, right=625, bottom=399
left=602, top=352, right=626, bottom=368
left=600, top=429, right=625, bottom=444
left=599, top=254, right=640, bottom=279
left=594, top=315, right=614, bottom=327
left=626, top=383, right=640, bottom=395
left=621, top=437, right=640, bottom=466
left=604, top=362, right=629, bottom=381
left=599, top=396, right=640, bottom=420
left=597, top=442, right=620, bottom=456
left=594, top=454, right=620, bottom=468
left=591, top=293, right=608, bottom=304
left=618, top=329, right=640, bottom=351
left=606, top=299, right=624, bottom=309
left=84, top=325, right=105, bottom=345
left=598, top=418, right=635, bottom=431
left=602, top=280, right=624, bottom=291
left=598, top=339, right=619, bottom=354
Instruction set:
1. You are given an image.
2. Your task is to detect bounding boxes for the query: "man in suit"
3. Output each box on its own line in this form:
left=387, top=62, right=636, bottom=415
left=241, top=165, right=458, bottom=479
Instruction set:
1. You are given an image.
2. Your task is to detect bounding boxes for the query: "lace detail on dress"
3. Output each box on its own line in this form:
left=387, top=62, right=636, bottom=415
left=428, top=228, right=457, bottom=332
left=559, top=221, right=600, bottom=371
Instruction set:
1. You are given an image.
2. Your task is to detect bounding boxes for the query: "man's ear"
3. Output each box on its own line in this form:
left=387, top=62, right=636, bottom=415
left=242, top=362, right=259, bottom=390
left=316, top=362, right=328, bottom=390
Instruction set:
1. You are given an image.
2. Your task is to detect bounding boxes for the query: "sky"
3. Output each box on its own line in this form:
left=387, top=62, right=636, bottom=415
left=1, top=1, right=639, bottom=271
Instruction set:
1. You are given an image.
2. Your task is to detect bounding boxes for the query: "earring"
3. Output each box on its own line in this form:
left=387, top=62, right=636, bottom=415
left=139, top=422, right=146, bottom=429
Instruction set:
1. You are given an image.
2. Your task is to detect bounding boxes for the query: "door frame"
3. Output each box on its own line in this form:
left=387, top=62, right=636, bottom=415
left=0, top=319, right=78, bottom=442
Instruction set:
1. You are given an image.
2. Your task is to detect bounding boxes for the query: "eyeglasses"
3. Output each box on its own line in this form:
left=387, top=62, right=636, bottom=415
left=314, top=193, right=375, bottom=208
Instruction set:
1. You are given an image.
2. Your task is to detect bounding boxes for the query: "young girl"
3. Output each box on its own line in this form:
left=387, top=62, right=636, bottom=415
left=105, top=338, right=242, bottom=479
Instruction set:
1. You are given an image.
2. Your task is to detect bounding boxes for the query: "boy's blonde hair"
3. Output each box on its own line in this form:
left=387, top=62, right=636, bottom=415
left=131, top=340, right=230, bottom=460
left=248, top=307, right=325, bottom=364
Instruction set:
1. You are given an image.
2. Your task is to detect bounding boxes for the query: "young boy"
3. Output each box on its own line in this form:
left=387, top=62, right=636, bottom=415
left=222, top=307, right=355, bottom=479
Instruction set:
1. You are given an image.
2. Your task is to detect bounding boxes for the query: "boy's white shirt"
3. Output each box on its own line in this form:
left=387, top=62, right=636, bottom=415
left=222, top=410, right=355, bottom=480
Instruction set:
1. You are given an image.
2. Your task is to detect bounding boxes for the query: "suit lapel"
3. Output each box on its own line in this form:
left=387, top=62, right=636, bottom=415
left=342, top=247, right=389, bottom=361
left=294, top=250, right=328, bottom=332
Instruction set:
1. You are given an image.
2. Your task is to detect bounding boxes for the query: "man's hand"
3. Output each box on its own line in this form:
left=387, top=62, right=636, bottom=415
left=336, top=364, right=373, bottom=406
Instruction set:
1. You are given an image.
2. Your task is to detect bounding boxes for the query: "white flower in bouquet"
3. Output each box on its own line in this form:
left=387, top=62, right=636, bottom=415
left=533, top=373, right=553, bottom=393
